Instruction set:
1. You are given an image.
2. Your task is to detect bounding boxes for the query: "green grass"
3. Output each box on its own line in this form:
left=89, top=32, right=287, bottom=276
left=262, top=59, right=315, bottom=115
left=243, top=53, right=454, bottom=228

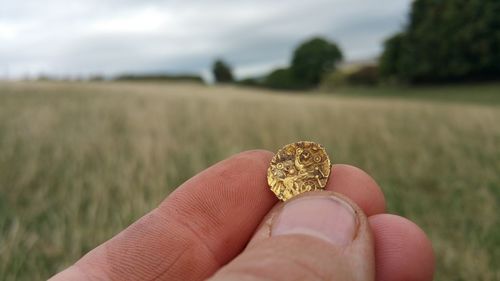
left=324, top=82, right=500, bottom=106
left=0, top=81, right=499, bottom=280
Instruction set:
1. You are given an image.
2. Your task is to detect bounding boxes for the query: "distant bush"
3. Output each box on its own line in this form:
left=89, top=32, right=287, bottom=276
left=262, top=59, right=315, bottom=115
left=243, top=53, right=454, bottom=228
left=89, top=75, right=105, bottom=81
left=37, top=74, right=56, bottom=81
left=380, top=0, right=500, bottom=83
left=263, top=68, right=307, bottom=90
left=212, top=59, right=234, bottom=83
left=237, top=77, right=264, bottom=87
left=116, top=74, right=204, bottom=83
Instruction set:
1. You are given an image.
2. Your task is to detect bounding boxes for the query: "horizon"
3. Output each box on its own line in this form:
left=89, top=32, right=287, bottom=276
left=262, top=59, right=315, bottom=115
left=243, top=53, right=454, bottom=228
left=1, top=0, right=412, bottom=81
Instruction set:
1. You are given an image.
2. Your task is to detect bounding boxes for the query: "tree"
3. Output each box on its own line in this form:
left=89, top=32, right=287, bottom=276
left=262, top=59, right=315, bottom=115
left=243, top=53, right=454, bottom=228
left=212, top=59, right=234, bottom=83
left=290, top=37, right=343, bottom=87
left=380, top=33, right=406, bottom=80
left=380, top=0, right=500, bottom=83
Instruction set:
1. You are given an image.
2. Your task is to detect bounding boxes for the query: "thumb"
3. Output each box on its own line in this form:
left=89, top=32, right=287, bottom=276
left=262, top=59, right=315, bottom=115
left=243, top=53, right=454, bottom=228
left=209, top=192, right=375, bottom=281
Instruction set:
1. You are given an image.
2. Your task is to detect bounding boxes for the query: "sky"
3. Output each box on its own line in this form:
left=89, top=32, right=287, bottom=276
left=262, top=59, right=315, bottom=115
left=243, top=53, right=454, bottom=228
left=0, top=0, right=412, bottom=80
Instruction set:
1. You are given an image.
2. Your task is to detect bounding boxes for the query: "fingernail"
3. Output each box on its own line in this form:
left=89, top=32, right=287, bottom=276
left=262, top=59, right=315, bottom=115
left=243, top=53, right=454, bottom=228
left=272, top=195, right=357, bottom=246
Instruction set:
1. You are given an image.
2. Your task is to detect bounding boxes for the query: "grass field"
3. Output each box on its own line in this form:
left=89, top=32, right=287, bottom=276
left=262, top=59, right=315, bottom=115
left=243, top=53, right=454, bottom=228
left=324, top=82, right=500, bottom=106
left=1, top=81, right=499, bottom=280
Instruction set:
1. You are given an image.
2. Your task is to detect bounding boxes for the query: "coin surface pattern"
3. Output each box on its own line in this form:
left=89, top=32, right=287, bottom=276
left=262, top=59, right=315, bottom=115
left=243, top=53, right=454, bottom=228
left=267, top=141, right=331, bottom=201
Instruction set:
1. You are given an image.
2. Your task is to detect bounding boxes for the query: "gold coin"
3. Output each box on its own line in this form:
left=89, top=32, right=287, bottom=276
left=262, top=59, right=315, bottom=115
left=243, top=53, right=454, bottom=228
left=267, top=141, right=331, bottom=201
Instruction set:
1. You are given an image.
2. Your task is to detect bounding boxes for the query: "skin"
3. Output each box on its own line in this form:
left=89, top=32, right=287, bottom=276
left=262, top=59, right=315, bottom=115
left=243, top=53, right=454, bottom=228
left=50, top=150, right=435, bottom=281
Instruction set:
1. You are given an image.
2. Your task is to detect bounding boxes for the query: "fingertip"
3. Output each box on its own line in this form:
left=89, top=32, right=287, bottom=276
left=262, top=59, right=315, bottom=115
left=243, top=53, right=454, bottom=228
left=170, top=149, right=275, bottom=210
left=135, top=149, right=278, bottom=278
left=228, top=149, right=274, bottom=168
left=48, top=266, right=88, bottom=281
left=369, top=214, right=435, bottom=281
left=212, top=149, right=275, bottom=206
left=328, top=164, right=386, bottom=216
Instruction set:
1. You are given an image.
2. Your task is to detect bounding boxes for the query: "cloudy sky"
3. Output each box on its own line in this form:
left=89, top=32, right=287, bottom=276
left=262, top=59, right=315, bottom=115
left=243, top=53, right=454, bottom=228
left=0, top=0, right=412, bottom=80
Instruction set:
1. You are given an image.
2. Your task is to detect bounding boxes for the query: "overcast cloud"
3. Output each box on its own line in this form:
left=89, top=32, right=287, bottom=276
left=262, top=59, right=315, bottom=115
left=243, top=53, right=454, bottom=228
left=0, top=0, right=411, bottom=80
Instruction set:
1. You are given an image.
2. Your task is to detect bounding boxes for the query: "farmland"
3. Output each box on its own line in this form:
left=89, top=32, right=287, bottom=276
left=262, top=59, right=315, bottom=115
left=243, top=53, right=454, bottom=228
left=0, top=81, right=499, bottom=280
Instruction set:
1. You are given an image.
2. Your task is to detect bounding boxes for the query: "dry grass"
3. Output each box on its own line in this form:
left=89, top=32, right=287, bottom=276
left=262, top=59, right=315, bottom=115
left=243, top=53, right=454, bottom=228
left=0, top=81, right=499, bottom=280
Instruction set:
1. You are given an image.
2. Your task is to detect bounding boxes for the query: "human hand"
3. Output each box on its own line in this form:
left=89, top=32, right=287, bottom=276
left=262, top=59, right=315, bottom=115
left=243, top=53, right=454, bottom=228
left=50, top=150, right=434, bottom=281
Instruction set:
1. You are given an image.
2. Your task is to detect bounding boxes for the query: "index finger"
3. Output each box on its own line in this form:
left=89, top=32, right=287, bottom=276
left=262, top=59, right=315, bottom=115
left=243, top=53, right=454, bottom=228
left=51, top=150, right=276, bottom=281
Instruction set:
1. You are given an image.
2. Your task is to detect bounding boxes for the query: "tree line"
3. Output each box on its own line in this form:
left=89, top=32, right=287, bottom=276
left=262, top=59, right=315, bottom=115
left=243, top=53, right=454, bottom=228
left=380, top=0, right=500, bottom=83
left=213, top=37, right=343, bottom=89
left=214, top=0, right=500, bottom=89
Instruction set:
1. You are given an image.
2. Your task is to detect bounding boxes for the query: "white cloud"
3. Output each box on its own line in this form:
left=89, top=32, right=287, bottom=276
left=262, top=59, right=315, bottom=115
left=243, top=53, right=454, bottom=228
left=88, top=8, right=169, bottom=34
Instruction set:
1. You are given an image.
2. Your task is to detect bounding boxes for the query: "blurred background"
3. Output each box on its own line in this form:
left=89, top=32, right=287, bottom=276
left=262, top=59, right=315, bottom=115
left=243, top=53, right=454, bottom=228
left=1, top=1, right=499, bottom=280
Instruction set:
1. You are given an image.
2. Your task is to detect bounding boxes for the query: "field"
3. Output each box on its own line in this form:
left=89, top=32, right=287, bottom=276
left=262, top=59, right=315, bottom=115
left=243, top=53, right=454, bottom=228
left=1, top=81, right=499, bottom=280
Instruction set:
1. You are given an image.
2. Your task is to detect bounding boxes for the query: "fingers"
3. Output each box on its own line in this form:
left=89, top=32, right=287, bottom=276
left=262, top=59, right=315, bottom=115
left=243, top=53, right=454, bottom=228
left=328, top=164, right=386, bottom=216
left=369, top=214, right=435, bottom=281
left=209, top=192, right=375, bottom=281
left=51, top=150, right=277, bottom=281
left=231, top=165, right=434, bottom=281
left=50, top=152, right=434, bottom=281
